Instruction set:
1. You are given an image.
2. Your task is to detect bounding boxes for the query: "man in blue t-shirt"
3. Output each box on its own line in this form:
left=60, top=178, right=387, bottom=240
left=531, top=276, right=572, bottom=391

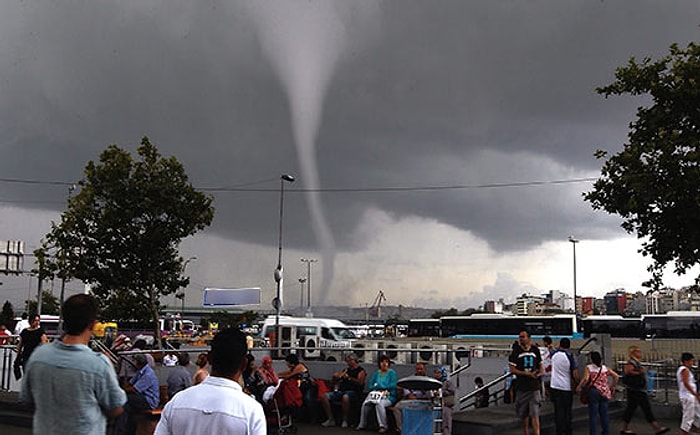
left=509, top=330, right=543, bottom=435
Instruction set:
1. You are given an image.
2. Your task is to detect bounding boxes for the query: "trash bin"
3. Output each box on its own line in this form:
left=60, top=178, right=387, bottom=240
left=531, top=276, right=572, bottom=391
left=647, top=371, right=656, bottom=394
left=401, top=400, right=435, bottom=435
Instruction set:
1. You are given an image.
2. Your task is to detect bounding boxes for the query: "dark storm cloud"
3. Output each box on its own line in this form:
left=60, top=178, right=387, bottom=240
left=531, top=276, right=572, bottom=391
left=1, top=0, right=698, bottom=257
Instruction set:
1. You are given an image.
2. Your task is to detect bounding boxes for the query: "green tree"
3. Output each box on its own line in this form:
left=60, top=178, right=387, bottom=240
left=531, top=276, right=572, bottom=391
left=586, top=42, right=700, bottom=288
left=204, top=310, right=259, bottom=330
left=431, top=308, right=459, bottom=318
left=25, top=291, right=60, bottom=315
left=0, top=301, right=14, bottom=328
left=45, top=137, right=214, bottom=346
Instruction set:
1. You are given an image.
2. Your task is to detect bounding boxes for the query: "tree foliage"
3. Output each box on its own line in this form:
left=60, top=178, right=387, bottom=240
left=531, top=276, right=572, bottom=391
left=25, top=291, right=60, bottom=315
left=45, top=137, right=214, bottom=342
left=0, top=301, right=14, bottom=328
left=585, top=42, right=700, bottom=287
left=203, top=310, right=259, bottom=330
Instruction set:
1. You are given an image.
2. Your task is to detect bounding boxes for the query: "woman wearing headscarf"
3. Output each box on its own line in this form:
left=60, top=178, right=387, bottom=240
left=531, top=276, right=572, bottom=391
left=435, top=366, right=456, bottom=435
left=257, top=355, right=279, bottom=386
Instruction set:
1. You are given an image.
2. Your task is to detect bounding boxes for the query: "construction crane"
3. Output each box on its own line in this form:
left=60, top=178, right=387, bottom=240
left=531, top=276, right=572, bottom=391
left=368, top=290, right=386, bottom=318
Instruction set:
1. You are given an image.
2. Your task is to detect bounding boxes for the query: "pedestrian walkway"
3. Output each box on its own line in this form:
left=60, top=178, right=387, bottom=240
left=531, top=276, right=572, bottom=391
left=0, top=411, right=684, bottom=435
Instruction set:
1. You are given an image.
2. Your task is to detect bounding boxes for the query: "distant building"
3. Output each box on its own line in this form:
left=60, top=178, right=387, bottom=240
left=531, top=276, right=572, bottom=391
left=581, top=297, right=595, bottom=314
left=484, top=299, right=504, bottom=314
left=513, top=294, right=545, bottom=316
left=604, top=289, right=627, bottom=314
left=646, top=288, right=676, bottom=314
left=543, top=290, right=573, bottom=312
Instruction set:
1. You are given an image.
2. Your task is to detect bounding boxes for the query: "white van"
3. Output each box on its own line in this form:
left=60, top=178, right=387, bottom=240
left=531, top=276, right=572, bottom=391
left=260, top=316, right=357, bottom=361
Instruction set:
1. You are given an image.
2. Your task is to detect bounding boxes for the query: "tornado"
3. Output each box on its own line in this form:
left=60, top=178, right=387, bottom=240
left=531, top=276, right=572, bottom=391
left=246, top=0, right=373, bottom=304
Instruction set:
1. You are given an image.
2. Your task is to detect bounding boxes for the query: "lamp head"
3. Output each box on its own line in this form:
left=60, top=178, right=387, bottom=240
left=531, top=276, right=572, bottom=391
left=281, top=174, right=295, bottom=183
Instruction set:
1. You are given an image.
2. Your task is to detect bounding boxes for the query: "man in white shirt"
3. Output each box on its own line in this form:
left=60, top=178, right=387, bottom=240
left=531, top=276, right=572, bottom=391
left=550, top=338, right=579, bottom=435
left=155, top=328, right=266, bottom=435
left=13, top=313, right=30, bottom=336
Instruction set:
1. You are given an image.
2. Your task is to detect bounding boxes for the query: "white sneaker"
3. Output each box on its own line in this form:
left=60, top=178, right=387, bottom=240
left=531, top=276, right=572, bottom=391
left=321, top=418, right=335, bottom=427
left=341, top=421, right=349, bottom=428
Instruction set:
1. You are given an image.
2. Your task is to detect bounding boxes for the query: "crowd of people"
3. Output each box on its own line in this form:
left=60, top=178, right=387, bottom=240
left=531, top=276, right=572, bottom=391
left=10, top=306, right=700, bottom=435
left=506, top=330, right=678, bottom=435
left=13, top=295, right=265, bottom=435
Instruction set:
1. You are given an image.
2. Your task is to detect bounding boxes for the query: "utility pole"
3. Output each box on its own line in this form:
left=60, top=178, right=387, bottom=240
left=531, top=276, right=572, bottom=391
left=300, top=258, right=317, bottom=316
left=298, top=277, right=306, bottom=311
left=568, top=236, right=579, bottom=315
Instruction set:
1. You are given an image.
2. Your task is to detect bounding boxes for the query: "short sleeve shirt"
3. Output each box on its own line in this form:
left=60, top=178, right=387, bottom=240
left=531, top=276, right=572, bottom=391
left=509, top=345, right=543, bottom=392
left=20, top=341, right=126, bottom=435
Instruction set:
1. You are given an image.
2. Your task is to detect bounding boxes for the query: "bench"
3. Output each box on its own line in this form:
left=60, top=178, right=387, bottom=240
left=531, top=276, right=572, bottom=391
left=135, top=409, right=162, bottom=435
left=134, top=385, right=168, bottom=435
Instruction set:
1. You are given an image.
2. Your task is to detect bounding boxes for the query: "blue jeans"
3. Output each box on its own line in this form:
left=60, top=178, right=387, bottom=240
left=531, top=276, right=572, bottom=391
left=588, top=387, right=609, bottom=435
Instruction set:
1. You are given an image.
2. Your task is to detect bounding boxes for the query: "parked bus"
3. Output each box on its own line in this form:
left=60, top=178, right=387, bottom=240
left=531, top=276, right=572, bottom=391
left=407, top=318, right=441, bottom=338
left=440, top=314, right=580, bottom=339
left=581, top=315, right=642, bottom=338
left=642, top=311, right=700, bottom=338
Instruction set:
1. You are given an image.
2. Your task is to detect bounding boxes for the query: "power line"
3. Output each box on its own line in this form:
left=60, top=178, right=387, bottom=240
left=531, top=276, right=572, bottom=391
left=0, top=175, right=598, bottom=194
left=0, top=177, right=76, bottom=187
left=201, top=177, right=598, bottom=193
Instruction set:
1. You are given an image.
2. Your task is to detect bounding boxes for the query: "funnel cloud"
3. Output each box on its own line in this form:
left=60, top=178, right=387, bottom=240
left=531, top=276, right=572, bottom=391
left=247, top=1, right=379, bottom=304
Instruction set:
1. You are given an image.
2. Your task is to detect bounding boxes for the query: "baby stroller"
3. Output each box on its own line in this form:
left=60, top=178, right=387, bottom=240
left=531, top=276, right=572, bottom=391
left=265, top=377, right=303, bottom=434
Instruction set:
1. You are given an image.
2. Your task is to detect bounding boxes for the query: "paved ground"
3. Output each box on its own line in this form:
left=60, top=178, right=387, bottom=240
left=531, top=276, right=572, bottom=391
left=0, top=414, right=685, bottom=435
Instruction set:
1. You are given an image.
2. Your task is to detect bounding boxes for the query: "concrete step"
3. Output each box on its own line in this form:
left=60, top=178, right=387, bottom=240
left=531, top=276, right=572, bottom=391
left=0, top=392, right=32, bottom=429
left=453, top=398, right=627, bottom=435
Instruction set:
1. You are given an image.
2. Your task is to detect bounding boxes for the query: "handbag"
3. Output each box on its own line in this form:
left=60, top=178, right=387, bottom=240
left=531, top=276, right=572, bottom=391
left=13, top=357, right=22, bottom=381
left=580, top=368, right=603, bottom=405
left=366, top=390, right=387, bottom=404
left=442, top=394, right=455, bottom=407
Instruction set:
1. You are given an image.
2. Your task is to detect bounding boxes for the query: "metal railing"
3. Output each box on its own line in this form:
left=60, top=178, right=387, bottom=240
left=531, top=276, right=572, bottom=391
left=1, top=344, right=19, bottom=391
left=456, top=372, right=510, bottom=411
left=614, top=358, right=698, bottom=405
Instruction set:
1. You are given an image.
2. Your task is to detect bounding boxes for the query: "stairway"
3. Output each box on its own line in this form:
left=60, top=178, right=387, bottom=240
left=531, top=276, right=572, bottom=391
left=452, top=399, right=626, bottom=435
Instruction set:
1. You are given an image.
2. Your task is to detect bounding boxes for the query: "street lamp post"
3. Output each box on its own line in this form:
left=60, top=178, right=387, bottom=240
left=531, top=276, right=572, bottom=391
left=274, top=174, right=295, bottom=353
left=298, top=277, right=306, bottom=311
left=300, top=258, right=317, bottom=315
left=568, top=236, right=579, bottom=315
left=178, top=256, right=198, bottom=312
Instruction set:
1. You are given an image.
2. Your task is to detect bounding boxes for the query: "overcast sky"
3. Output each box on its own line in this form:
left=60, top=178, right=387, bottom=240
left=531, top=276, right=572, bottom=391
left=1, top=0, right=699, bottom=313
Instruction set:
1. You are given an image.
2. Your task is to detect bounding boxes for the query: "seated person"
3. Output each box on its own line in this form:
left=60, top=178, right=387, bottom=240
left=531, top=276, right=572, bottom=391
left=116, top=353, right=160, bottom=435
left=278, top=353, right=316, bottom=420
left=357, top=354, right=397, bottom=433
left=320, top=353, right=367, bottom=428
left=243, top=354, right=266, bottom=402
left=393, top=362, right=430, bottom=432
left=474, top=376, right=489, bottom=408
left=166, top=352, right=192, bottom=398
left=257, top=355, right=278, bottom=387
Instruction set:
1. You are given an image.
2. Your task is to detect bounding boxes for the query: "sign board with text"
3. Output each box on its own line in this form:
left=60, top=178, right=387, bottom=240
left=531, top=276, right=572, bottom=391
left=202, top=287, right=261, bottom=307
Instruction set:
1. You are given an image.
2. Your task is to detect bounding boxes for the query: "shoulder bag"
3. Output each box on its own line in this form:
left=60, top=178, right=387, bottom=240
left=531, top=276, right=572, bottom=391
left=580, top=367, right=603, bottom=405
